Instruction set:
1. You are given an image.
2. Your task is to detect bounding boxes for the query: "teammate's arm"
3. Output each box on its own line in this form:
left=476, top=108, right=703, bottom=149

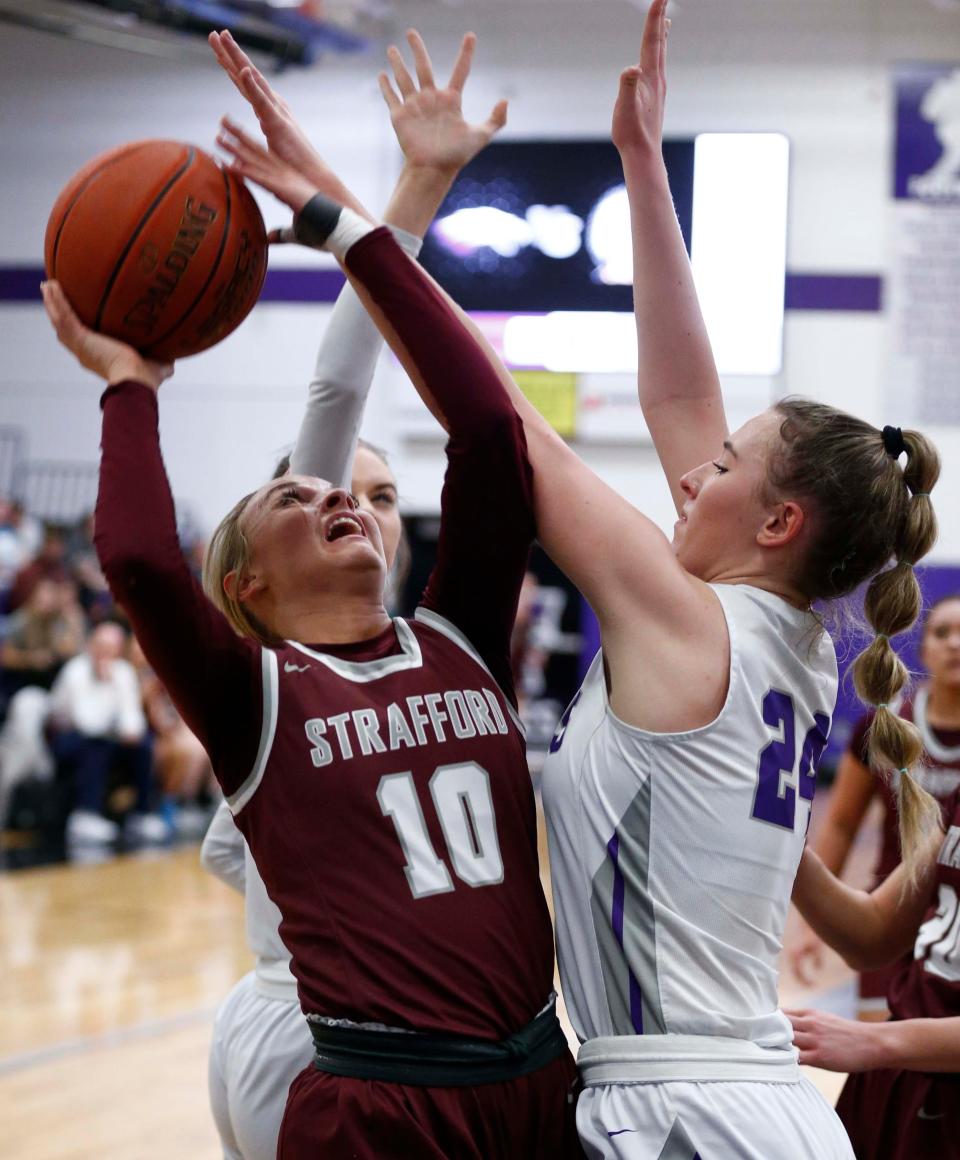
left=788, top=1008, right=960, bottom=1073
left=201, top=799, right=247, bottom=894
left=40, top=283, right=264, bottom=799
left=792, top=838, right=940, bottom=970
left=287, top=222, right=422, bottom=485
left=614, top=0, right=727, bottom=515
left=215, top=34, right=533, bottom=698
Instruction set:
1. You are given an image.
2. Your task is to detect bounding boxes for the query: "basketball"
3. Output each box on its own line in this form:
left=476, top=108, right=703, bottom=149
left=44, top=139, right=268, bottom=362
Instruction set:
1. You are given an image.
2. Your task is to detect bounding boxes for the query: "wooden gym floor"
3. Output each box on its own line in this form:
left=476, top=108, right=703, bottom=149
left=1, top=796, right=863, bottom=1159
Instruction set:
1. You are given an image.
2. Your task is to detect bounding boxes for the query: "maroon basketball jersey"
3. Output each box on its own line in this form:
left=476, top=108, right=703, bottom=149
left=226, top=610, right=555, bottom=1039
left=94, top=228, right=558, bottom=1047
left=848, top=690, right=960, bottom=882
left=888, top=790, right=960, bottom=1021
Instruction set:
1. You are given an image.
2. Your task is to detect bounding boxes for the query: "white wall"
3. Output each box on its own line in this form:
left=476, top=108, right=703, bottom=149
left=1, top=0, right=958, bottom=556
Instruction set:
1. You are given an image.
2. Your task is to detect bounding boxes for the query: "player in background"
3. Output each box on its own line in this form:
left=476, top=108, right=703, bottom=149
left=200, top=30, right=491, bottom=1160
left=790, top=594, right=960, bottom=1020
left=791, top=795, right=960, bottom=1158
left=40, top=31, right=584, bottom=1157
left=211, top=4, right=939, bottom=1154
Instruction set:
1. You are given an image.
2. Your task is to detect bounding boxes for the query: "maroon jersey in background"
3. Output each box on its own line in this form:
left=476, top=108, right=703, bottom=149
left=835, top=792, right=960, bottom=1160
left=888, top=789, right=960, bottom=1022
left=846, top=694, right=960, bottom=1007
left=848, top=693, right=960, bottom=885
left=94, top=229, right=558, bottom=1039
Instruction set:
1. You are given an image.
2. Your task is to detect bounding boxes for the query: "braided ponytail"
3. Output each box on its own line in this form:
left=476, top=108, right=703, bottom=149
left=850, top=429, right=941, bottom=873
left=769, top=402, right=942, bottom=875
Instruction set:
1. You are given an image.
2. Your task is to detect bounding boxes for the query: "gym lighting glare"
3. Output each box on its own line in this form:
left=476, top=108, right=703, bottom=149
left=691, top=132, right=790, bottom=377
left=498, top=134, right=789, bottom=377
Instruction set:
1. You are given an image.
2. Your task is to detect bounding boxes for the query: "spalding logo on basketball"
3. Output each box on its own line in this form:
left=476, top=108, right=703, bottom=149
left=44, top=139, right=268, bottom=361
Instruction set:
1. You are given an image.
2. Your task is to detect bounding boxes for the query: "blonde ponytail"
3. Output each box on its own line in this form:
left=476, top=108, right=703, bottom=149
left=849, top=429, right=942, bottom=874
left=769, top=402, right=942, bottom=873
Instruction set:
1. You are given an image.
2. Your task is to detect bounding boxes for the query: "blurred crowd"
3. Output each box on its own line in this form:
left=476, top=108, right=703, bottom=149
left=0, top=496, right=216, bottom=855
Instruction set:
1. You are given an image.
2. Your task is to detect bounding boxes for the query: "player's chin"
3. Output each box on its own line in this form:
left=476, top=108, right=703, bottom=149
left=326, top=536, right=385, bottom=567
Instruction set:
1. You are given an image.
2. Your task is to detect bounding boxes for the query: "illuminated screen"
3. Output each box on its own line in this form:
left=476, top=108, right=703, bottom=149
left=418, top=135, right=790, bottom=377
left=419, top=140, right=695, bottom=313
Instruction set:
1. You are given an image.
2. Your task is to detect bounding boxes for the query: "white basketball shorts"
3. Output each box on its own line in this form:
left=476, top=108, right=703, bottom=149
left=208, top=972, right=313, bottom=1160
left=576, top=1035, right=854, bottom=1159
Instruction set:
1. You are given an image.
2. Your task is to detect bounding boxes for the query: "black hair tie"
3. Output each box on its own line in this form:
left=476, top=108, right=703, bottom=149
left=882, top=425, right=906, bottom=458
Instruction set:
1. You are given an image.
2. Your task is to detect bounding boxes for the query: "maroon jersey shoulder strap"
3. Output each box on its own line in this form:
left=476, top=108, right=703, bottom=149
left=226, top=647, right=280, bottom=815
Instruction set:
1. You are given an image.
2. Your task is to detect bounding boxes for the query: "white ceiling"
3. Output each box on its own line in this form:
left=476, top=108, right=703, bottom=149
left=0, top=0, right=957, bottom=77
left=384, top=0, right=960, bottom=70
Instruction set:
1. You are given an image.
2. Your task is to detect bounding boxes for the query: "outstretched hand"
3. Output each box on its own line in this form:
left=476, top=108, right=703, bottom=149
left=216, top=116, right=320, bottom=215
left=612, top=0, right=670, bottom=158
left=209, top=30, right=370, bottom=220
left=41, top=281, right=172, bottom=390
left=380, top=30, right=508, bottom=178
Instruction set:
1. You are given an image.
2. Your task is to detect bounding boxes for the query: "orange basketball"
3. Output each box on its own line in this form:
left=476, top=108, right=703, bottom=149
left=44, top=139, right=268, bottom=362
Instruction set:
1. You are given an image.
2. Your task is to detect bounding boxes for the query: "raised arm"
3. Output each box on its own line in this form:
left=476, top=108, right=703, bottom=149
left=214, top=34, right=537, bottom=699
left=215, top=36, right=718, bottom=716
left=288, top=226, right=421, bottom=485
left=210, top=30, right=499, bottom=485
left=613, top=0, right=727, bottom=513
left=40, top=283, right=263, bottom=798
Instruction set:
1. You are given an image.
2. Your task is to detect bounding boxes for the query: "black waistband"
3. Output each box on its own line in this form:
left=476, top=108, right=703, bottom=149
left=307, top=997, right=568, bottom=1087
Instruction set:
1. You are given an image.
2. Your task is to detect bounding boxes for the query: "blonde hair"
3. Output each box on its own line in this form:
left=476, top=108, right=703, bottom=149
left=770, top=401, right=942, bottom=873
left=201, top=490, right=281, bottom=647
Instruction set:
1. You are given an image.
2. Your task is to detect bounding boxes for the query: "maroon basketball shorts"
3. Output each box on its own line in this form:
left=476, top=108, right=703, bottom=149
left=836, top=1066, right=960, bottom=1159
left=278, top=1053, right=582, bottom=1159
left=277, top=998, right=584, bottom=1158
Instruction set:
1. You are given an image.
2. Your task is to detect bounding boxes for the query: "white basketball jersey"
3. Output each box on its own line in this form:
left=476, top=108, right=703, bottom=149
left=542, top=584, right=838, bottom=1049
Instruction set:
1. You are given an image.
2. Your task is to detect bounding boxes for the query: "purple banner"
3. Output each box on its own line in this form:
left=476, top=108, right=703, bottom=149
left=0, top=266, right=348, bottom=304
left=784, top=274, right=882, bottom=313
left=3, top=265, right=884, bottom=313
left=894, top=63, right=960, bottom=201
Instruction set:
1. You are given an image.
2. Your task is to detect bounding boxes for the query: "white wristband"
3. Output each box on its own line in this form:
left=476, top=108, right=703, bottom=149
left=325, top=208, right=378, bottom=261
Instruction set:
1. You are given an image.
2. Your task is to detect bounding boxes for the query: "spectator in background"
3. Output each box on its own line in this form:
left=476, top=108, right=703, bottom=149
left=1, top=577, right=84, bottom=704
left=0, top=684, right=55, bottom=829
left=0, top=498, right=42, bottom=609
left=128, top=637, right=216, bottom=837
left=67, top=513, right=113, bottom=622
left=7, top=526, right=71, bottom=612
left=48, top=621, right=164, bottom=846
left=511, top=570, right=548, bottom=718
left=10, top=500, right=43, bottom=560
left=0, top=571, right=84, bottom=828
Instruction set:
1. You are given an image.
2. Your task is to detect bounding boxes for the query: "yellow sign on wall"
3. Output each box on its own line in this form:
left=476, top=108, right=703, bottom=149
left=512, top=371, right=577, bottom=438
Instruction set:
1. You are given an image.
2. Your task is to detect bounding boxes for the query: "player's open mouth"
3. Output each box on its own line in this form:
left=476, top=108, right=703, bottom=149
left=325, top=515, right=365, bottom=542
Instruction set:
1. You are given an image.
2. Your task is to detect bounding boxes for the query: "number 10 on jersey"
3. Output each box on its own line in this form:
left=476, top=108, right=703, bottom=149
left=377, top=763, right=505, bottom=898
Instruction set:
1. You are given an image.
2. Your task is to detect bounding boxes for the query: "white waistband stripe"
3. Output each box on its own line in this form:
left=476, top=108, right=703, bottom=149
left=578, top=1034, right=801, bottom=1086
